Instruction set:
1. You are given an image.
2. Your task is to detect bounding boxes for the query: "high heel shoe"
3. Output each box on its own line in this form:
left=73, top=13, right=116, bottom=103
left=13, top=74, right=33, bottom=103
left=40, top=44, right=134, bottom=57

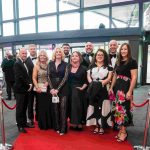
left=115, top=131, right=121, bottom=139
left=117, top=132, right=128, bottom=142
left=99, top=128, right=104, bottom=135
left=93, top=127, right=99, bottom=134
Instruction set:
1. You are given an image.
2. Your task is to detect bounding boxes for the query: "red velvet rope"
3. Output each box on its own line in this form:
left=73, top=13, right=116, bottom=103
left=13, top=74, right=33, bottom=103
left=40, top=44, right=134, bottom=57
left=2, top=99, right=16, bottom=110
left=132, top=99, right=149, bottom=107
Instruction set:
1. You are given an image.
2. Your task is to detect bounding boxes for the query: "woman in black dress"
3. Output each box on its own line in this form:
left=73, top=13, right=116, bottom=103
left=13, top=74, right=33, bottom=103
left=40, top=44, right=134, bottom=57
left=109, top=43, right=138, bottom=142
left=86, top=49, right=113, bottom=135
left=68, top=51, right=87, bottom=130
left=32, top=50, right=52, bottom=130
left=47, top=47, right=69, bottom=135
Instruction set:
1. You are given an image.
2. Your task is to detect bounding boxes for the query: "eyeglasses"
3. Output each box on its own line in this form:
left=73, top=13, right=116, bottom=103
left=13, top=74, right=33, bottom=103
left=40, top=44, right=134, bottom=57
left=97, top=54, right=104, bottom=57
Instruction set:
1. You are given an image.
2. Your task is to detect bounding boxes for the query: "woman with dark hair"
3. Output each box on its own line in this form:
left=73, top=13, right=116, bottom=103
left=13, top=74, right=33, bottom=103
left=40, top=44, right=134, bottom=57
left=109, top=43, right=138, bottom=142
left=68, top=51, right=87, bottom=130
left=86, top=49, right=113, bottom=134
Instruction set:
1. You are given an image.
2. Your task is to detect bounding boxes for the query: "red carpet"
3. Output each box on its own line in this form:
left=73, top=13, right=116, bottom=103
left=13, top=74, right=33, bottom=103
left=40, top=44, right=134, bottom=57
left=13, top=123, right=133, bottom=150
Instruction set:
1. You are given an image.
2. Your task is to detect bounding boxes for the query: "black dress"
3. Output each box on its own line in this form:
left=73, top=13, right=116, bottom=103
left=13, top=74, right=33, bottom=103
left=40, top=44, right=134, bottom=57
left=86, top=64, right=113, bottom=128
left=68, top=65, right=87, bottom=125
left=47, top=61, right=69, bottom=133
left=112, top=58, right=138, bottom=127
left=36, top=64, right=53, bottom=130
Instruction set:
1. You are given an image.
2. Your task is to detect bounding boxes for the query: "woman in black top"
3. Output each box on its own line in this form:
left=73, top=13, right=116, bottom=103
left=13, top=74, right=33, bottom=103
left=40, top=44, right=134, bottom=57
left=109, top=43, right=138, bottom=142
left=47, top=47, right=69, bottom=135
left=68, top=51, right=87, bottom=130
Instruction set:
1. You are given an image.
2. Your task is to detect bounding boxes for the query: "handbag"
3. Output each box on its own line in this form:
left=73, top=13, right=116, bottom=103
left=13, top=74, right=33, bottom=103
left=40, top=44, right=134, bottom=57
left=109, top=92, right=116, bottom=101
left=52, top=95, right=59, bottom=103
left=33, top=83, right=47, bottom=92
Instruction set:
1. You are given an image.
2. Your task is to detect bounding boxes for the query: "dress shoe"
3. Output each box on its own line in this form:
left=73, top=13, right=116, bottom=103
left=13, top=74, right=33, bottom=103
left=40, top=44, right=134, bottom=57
left=5, top=97, right=11, bottom=100
left=28, top=119, right=34, bottom=125
left=25, top=122, right=35, bottom=128
left=18, top=127, right=27, bottom=133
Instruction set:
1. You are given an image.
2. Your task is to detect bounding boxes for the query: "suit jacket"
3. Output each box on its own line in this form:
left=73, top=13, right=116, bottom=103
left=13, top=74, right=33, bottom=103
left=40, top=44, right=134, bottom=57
left=1, top=58, right=15, bottom=81
left=81, top=52, right=94, bottom=69
left=14, top=58, right=31, bottom=93
left=108, top=52, right=119, bottom=69
left=25, top=57, right=34, bottom=83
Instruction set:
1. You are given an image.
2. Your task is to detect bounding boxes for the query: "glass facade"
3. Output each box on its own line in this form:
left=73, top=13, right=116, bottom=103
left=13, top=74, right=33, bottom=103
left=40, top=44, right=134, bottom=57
left=0, top=0, right=149, bottom=36
left=112, top=4, right=139, bottom=28
left=38, top=16, right=57, bottom=32
left=2, top=0, right=14, bottom=20
left=84, top=8, right=109, bottom=29
left=19, top=19, right=36, bottom=34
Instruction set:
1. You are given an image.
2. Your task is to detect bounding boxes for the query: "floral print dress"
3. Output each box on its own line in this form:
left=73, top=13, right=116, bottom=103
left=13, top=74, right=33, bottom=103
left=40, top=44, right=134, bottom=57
left=112, top=58, right=137, bottom=127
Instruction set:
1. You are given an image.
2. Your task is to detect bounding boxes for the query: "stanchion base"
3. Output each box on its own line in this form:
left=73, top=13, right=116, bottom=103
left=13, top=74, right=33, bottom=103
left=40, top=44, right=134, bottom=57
left=0, top=143, right=13, bottom=150
left=134, top=145, right=150, bottom=150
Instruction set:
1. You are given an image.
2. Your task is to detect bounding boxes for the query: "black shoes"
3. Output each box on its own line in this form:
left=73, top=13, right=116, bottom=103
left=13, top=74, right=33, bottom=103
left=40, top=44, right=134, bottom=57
left=25, top=122, right=35, bottom=128
left=5, top=97, right=11, bottom=100
left=18, top=127, right=27, bottom=133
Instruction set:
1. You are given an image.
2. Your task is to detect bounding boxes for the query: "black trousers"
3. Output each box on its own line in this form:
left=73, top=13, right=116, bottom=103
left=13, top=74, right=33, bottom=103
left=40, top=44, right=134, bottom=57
left=52, top=96, right=67, bottom=133
left=16, top=93, right=29, bottom=127
left=27, top=90, right=38, bottom=121
left=5, top=79, right=14, bottom=99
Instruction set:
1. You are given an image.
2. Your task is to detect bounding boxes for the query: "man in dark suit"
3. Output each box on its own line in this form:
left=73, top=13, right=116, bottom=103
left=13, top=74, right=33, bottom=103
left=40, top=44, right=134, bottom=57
left=14, top=48, right=33, bottom=133
left=62, top=43, right=71, bottom=63
left=26, top=44, right=37, bottom=126
left=81, top=42, right=94, bottom=69
left=1, top=50, right=15, bottom=100
left=108, top=40, right=118, bottom=68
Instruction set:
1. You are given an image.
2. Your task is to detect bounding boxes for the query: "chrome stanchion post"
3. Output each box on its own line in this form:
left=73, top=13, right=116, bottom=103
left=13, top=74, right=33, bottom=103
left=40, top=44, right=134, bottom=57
left=0, top=80, right=13, bottom=150
left=143, top=99, right=150, bottom=150
left=134, top=98, right=150, bottom=150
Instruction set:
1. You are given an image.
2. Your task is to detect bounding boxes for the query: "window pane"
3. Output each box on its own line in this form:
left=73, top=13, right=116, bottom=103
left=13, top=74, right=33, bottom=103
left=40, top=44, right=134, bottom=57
left=38, top=0, right=56, bottom=15
left=19, top=0, right=35, bottom=18
left=2, top=0, right=14, bottom=20
left=19, top=19, right=35, bottom=34
left=112, top=0, right=134, bottom=3
left=59, top=0, right=80, bottom=11
left=3, top=22, right=14, bottom=36
left=38, top=16, right=57, bottom=32
left=112, top=4, right=139, bottom=28
left=84, top=8, right=109, bottom=29
left=59, top=13, right=80, bottom=31
left=143, top=2, right=150, bottom=31
left=84, top=0, right=109, bottom=7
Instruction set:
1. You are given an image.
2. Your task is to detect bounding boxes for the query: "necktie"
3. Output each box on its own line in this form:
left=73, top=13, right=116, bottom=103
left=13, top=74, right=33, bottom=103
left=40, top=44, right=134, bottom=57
left=110, top=54, right=116, bottom=59
left=23, top=62, right=28, bottom=74
left=32, top=57, right=37, bottom=60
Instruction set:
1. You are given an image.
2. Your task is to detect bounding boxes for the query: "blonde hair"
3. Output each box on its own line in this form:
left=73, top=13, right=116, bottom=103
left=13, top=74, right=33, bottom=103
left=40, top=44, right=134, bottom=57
left=37, top=49, right=49, bottom=65
left=52, top=47, right=65, bottom=61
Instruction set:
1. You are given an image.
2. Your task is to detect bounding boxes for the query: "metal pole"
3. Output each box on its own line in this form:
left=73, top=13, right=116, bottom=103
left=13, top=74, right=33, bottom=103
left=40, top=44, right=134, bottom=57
left=134, top=99, right=150, bottom=150
left=143, top=99, right=150, bottom=149
left=0, top=81, right=13, bottom=150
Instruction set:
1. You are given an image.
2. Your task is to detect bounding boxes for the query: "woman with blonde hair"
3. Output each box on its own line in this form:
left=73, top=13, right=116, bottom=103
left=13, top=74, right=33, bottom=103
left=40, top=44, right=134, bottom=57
left=47, top=47, right=69, bottom=135
left=32, top=49, right=53, bottom=130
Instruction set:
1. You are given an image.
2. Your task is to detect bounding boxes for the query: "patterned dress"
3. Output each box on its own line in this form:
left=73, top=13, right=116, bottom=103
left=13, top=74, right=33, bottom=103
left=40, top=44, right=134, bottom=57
left=86, top=64, right=113, bottom=128
left=112, top=58, right=138, bottom=126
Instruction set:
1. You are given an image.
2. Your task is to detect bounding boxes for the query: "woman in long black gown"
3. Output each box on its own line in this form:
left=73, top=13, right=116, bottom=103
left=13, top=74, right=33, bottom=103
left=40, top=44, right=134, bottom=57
left=32, top=50, right=52, bottom=130
left=47, top=47, right=69, bottom=135
left=109, top=43, right=138, bottom=142
left=68, top=51, right=87, bottom=130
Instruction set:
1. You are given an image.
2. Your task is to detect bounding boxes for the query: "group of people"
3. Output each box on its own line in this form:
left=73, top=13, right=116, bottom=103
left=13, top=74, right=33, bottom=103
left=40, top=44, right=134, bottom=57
left=1, top=40, right=138, bottom=143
